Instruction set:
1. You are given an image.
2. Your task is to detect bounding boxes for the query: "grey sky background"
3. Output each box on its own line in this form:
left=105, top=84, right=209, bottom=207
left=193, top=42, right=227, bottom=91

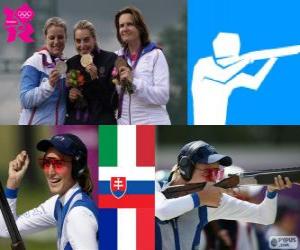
left=0, top=0, right=183, bottom=59
left=58, top=0, right=180, bottom=55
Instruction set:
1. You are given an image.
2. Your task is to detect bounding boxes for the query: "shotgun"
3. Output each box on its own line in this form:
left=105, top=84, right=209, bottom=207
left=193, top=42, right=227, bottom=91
left=162, top=167, right=300, bottom=199
left=217, top=45, right=300, bottom=66
left=0, top=180, right=26, bottom=250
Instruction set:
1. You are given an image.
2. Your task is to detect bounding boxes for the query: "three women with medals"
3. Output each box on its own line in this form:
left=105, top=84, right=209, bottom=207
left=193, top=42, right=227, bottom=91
left=19, top=7, right=171, bottom=125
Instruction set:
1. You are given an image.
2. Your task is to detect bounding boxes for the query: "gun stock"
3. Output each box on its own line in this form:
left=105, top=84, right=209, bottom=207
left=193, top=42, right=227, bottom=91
left=11, top=241, right=26, bottom=250
left=0, top=180, right=26, bottom=250
left=161, top=175, right=239, bottom=199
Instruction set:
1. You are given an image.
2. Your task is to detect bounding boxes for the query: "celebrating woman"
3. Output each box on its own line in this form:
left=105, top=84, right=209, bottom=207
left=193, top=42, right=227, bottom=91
left=19, top=17, right=68, bottom=125
left=65, top=20, right=118, bottom=124
left=114, top=7, right=171, bottom=125
left=0, top=133, right=99, bottom=249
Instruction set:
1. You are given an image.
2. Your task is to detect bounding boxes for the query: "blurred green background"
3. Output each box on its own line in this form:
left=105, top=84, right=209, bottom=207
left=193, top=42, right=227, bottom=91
left=156, top=126, right=300, bottom=171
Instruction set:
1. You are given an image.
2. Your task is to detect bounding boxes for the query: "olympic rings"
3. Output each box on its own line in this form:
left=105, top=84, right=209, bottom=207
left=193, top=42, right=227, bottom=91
left=17, top=11, right=32, bottom=19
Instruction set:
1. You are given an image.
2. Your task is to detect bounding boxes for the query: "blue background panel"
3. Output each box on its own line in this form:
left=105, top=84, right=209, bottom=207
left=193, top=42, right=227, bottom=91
left=188, top=0, right=300, bottom=124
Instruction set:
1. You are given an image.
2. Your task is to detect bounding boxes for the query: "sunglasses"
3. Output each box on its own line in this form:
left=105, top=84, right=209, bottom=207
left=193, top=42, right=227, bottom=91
left=194, top=168, right=224, bottom=182
left=38, top=157, right=72, bottom=173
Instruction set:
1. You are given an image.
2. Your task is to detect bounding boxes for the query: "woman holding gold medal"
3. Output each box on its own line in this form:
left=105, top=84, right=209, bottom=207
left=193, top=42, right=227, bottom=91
left=114, top=7, right=171, bottom=125
left=19, top=17, right=68, bottom=125
left=65, top=20, right=118, bottom=124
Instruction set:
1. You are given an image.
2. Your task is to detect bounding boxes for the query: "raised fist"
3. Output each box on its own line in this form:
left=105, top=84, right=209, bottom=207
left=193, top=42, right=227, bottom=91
left=7, top=151, right=30, bottom=189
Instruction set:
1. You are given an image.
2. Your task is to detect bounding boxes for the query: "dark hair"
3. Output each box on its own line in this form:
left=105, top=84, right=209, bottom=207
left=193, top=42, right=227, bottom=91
left=115, top=6, right=150, bottom=48
left=64, top=133, right=93, bottom=196
left=76, top=166, right=93, bottom=196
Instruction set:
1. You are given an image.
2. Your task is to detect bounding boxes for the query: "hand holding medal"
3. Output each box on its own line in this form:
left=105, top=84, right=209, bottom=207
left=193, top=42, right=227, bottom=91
left=80, top=54, right=93, bottom=67
left=81, top=54, right=98, bottom=80
left=48, top=60, right=67, bottom=87
left=49, top=70, right=60, bottom=87
left=112, top=57, right=134, bottom=94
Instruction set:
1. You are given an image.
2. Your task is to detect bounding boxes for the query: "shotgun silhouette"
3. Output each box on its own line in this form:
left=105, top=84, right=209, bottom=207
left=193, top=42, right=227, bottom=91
left=217, top=45, right=300, bottom=66
left=0, top=180, right=26, bottom=250
left=162, top=167, right=300, bottom=199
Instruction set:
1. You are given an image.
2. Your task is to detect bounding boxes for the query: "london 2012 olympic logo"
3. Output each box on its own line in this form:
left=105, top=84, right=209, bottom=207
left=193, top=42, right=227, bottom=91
left=2, top=3, right=35, bottom=43
left=17, top=10, right=33, bottom=19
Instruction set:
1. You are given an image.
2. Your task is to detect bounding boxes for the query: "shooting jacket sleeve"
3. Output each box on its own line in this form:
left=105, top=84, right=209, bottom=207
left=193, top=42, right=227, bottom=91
left=0, top=188, right=57, bottom=238
left=20, top=53, right=56, bottom=109
left=155, top=181, right=200, bottom=221
left=133, top=49, right=170, bottom=105
left=207, top=191, right=277, bottom=225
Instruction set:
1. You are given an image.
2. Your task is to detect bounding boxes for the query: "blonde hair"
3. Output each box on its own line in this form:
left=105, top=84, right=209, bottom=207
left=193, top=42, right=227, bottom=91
left=43, top=17, right=67, bottom=36
left=73, top=20, right=99, bottom=49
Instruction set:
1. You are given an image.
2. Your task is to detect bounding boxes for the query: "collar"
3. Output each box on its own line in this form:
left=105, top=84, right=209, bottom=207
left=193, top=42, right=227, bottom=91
left=38, top=48, right=67, bottom=66
left=142, top=42, right=159, bottom=54
left=59, top=183, right=80, bottom=206
left=38, top=49, right=54, bottom=66
left=120, top=42, right=159, bottom=57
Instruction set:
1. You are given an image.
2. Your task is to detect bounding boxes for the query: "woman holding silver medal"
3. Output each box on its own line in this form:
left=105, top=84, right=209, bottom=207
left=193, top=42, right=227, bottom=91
left=18, top=17, right=68, bottom=125
left=114, top=7, right=171, bottom=125
left=65, top=20, right=118, bottom=124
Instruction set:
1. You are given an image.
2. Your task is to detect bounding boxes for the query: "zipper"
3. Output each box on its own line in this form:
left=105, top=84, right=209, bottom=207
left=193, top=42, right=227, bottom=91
left=28, top=108, right=37, bottom=125
left=123, top=48, right=143, bottom=125
left=55, top=79, right=62, bottom=125
left=129, top=94, right=132, bottom=125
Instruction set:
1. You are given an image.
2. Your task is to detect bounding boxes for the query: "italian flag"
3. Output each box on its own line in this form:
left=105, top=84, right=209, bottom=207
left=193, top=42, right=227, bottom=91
left=98, top=125, right=155, bottom=250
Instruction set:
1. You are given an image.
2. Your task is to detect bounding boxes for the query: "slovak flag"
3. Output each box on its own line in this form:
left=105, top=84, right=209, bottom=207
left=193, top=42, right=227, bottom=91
left=110, top=177, right=127, bottom=199
left=98, top=125, right=155, bottom=250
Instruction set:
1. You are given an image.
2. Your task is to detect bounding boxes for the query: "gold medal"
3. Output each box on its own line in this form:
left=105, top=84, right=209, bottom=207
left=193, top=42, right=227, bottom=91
left=80, top=54, right=93, bottom=68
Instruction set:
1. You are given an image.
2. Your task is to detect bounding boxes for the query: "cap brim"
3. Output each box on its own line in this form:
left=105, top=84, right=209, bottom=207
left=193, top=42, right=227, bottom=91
left=207, top=154, right=232, bottom=166
left=36, top=139, right=73, bottom=156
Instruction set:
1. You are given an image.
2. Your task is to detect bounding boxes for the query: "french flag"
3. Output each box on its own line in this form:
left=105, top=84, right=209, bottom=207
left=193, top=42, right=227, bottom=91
left=98, top=125, right=155, bottom=250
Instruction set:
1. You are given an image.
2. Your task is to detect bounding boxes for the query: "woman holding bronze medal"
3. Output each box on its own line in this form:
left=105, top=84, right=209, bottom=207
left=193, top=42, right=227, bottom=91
left=114, top=7, right=171, bottom=124
left=65, top=20, right=118, bottom=124
left=19, top=17, right=68, bottom=125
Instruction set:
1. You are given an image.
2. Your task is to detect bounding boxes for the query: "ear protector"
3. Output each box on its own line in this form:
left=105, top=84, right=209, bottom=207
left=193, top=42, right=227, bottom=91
left=177, top=141, right=207, bottom=181
left=71, top=148, right=87, bottom=179
left=57, top=134, right=88, bottom=179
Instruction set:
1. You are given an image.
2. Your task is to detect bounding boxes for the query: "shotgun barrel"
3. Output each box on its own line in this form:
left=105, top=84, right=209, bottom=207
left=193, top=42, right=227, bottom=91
left=216, top=45, right=300, bottom=66
left=242, top=45, right=300, bottom=61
